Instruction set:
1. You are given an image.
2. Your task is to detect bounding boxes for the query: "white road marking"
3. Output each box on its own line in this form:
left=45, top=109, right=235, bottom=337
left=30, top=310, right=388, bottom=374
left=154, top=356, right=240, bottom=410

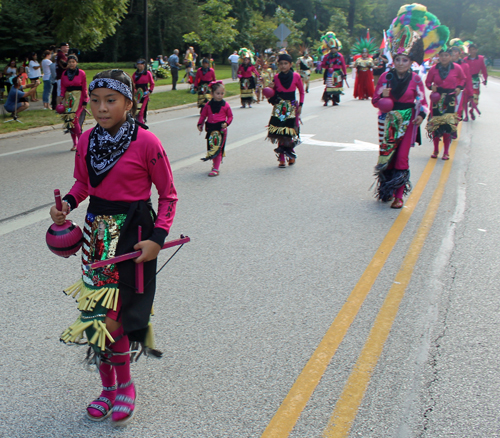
left=301, top=134, right=379, bottom=151
left=0, top=140, right=71, bottom=158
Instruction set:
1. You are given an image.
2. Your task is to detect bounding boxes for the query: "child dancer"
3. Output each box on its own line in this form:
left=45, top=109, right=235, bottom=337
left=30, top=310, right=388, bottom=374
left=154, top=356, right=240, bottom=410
left=237, top=55, right=260, bottom=108
left=266, top=53, right=304, bottom=168
left=132, top=58, right=155, bottom=123
left=194, top=58, right=216, bottom=111
left=197, top=81, right=233, bottom=177
left=50, top=69, right=177, bottom=426
left=60, top=55, right=88, bottom=151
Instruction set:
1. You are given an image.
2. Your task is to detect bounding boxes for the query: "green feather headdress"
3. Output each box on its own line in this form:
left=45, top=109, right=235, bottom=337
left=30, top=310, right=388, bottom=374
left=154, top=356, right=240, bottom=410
left=351, top=37, right=378, bottom=56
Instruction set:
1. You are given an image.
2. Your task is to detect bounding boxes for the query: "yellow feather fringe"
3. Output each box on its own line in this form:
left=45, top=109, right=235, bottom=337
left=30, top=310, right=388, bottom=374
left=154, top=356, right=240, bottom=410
left=60, top=317, right=115, bottom=351
left=64, top=279, right=119, bottom=312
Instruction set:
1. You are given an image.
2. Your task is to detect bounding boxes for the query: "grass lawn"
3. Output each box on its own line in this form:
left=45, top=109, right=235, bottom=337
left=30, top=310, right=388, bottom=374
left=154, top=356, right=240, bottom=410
left=487, top=67, right=500, bottom=79
left=0, top=108, right=63, bottom=135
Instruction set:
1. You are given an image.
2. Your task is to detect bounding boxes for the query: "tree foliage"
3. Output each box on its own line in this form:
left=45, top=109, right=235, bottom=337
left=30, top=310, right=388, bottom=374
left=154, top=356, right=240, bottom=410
left=183, top=0, right=238, bottom=56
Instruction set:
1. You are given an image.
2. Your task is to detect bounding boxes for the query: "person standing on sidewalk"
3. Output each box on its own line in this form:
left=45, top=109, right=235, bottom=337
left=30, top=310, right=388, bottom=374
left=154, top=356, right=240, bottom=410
left=56, top=42, right=69, bottom=104
left=168, top=50, right=182, bottom=90
left=41, top=50, right=53, bottom=109
left=228, top=51, right=240, bottom=81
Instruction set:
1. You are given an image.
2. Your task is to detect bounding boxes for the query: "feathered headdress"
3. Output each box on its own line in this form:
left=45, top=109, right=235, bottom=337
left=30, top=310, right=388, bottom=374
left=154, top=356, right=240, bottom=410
left=449, top=38, right=467, bottom=54
left=351, top=37, right=378, bottom=56
left=388, top=3, right=449, bottom=64
left=238, top=48, right=255, bottom=64
left=319, top=31, right=342, bottom=56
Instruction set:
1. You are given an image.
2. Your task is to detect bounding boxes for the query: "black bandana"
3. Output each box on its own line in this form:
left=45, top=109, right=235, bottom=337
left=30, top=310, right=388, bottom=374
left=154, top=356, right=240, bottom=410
left=242, top=62, right=251, bottom=71
left=201, top=66, right=210, bottom=75
left=278, top=70, right=294, bottom=89
left=437, top=62, right=453, bottom=80
left=389, top=69, right=412, bottom=101
left=67, top=67, right=79, bottom=81
left=86, top=115, right=137, bottom=188
left=208, top=99, right=225, bottom=114
left=134, top=69, right=147, bottom=82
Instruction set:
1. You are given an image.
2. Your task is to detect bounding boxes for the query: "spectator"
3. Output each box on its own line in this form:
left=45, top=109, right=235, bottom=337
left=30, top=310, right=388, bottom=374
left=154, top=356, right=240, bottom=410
left=3, top=74, right=39, bottom=115
left=28, top=52, right=41, bottom=101
left=182, top=47, right=194, bottom=83
left=56, top=42, right=69, bottom=104
left=49, top=46, right=58, bottom=110
left=0, top=71, right=5, bottom=101
left=41, top=50, right=53, bottom=109
left=4, top=60, right=17, bottom=93
left=228, top=50, right=240, bottom=80
left=168, top=49, right=182, bottom=90
left=18, top=65, right=28, bottom=87
left=157, top=55, right=165, bottom=65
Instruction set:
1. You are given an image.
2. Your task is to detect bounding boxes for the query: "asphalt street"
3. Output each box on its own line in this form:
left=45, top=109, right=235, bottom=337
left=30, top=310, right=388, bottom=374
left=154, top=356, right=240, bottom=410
left=0, top=78, right=499, bottom=438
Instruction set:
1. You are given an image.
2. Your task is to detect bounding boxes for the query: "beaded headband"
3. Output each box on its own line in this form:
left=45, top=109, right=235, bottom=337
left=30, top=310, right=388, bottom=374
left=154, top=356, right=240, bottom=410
left=89, top=78, right=133, bottom=101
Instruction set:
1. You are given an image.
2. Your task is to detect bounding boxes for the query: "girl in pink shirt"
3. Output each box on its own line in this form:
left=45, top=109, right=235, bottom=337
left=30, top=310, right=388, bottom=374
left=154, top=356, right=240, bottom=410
left=50, top=69, right=177, bottom=426
left=266, top=53, right=304, bottom=168
left=197, top=82, right=233, bottom=177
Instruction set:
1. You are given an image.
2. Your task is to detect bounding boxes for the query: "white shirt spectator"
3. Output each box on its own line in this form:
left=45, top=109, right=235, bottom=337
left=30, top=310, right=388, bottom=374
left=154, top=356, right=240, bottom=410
left=42, top=58, right=52, bottom=81
left=28, top=60, right=41, bottom=79
left=228, top=54, right=240, bottom=64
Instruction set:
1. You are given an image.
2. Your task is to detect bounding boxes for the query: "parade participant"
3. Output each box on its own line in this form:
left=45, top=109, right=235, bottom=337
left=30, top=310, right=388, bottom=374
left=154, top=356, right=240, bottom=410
left=449, top=39, right=473, bottom=121
left=464, top=42, right=488, bottom=119
left=3, top=74, right=39, bottom=115
left=426, top=48, right=465, bottom=160
left=266, top=53, right=304, bottom=168
left=373, top=3, right=446, bottom=209
left=296, top=49, right=314, bottom=93
left=60, top=55, right=88, bottom=151
left=351, top=38, right=378, bottom=100
left=197, top=81, right=233, bottom=176
left=373, top=54, right=388, bottom=87
left=319, top=32, right=346, bottom=106
left=132, top=59, right=155, bottom=123
left=56, top=42, right=69, bottom=104
left=237, top=50, right=259, bottom=108
left=50, top=69, right=177, bottom=426
left=194, top=58, right=216, bottom=111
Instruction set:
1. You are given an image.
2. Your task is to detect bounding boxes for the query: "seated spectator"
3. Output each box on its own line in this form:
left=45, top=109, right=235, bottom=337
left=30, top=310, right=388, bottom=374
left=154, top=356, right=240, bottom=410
left=4, top=74, right=39, bottom=115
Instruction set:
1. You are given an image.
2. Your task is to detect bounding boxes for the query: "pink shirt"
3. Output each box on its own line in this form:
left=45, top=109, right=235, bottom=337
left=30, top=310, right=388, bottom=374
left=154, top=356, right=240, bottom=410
left=457, top=61, right=473, bottom=96
left=425, top=63, right=466, bottom=91
left=274, top=72, right=305, bottom=104
left=321, top=52, right=347, bottom=75
left=132, top=71, right=155, bottom=92
left=198, top=101, right=234, bottom=126
left=464, top=55, right=488, bottom=80
left=373, top=71, right=428, bottom=114
left=60, top=69, right=89, bottom=102
left=237, top=64, right=259, bottom=78
left=194, top=68, right=216, bottom=87
left=67, top=127, right=177, bottom=233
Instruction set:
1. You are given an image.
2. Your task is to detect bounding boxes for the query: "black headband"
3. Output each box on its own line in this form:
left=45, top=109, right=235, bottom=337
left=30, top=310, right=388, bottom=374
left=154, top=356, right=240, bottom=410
left=278, top=54, right=293, bottom=63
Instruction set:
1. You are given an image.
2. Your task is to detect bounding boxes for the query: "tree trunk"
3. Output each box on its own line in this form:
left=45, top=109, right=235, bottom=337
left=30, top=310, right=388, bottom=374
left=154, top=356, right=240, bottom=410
left=348, top=0, right=356, bottom=35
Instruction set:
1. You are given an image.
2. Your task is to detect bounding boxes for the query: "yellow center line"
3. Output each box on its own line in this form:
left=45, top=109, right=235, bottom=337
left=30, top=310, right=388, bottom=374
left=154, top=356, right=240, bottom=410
left=322, top=130, right=460, bottom=437
left=261, top=139, right=443, bottom=437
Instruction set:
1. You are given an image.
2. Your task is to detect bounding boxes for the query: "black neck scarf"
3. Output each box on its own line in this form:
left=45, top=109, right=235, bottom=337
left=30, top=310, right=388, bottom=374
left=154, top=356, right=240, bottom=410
left=67, top=67, right=79, bottom=81
left=437, top=62, right=453, bottom=80
left=134, top=69, right=147, bottom=82
left=242, top=63, right=251, bottom=71
left=86, top=115, right=137, bottom=188
left=389, top=69, right=412, bottom=101
left=209, top=99, right=225, bottom=114
left=201, top=66, right=209, bottom=75
left=278, top=70, right=294, bottom=89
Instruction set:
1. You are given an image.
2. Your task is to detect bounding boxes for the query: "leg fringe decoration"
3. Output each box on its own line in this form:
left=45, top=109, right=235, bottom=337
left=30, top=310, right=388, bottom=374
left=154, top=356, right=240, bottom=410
left=373, top=168, right=411, bottom=202
left=64, top=279, right=119, bottom=312
left=61, top=317, right=114, bottom=351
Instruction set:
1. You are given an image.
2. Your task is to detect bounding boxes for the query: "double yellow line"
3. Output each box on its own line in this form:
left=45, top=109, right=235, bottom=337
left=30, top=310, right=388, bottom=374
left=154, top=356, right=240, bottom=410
left=262, top=128, right=461, bottom=438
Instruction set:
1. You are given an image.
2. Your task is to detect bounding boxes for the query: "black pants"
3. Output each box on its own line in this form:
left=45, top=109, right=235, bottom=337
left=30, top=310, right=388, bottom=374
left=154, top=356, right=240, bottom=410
left=171, top=69, right=179, bottom=90
left=51, top=83, right=58, bottom=110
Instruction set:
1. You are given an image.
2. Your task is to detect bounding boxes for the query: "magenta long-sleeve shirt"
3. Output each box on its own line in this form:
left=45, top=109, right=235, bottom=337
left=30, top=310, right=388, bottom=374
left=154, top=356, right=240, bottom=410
left=60, top=69, right=89, bottom=102
left=274, top=72, right=305, bottom=104
left=194, top=68, right=216, bottom=87
left=237, top=64, right=259, bottom=78
left=67, top=127, right=177, bottom=233
left=197, top=101, right=234, bottom=126
left=425, top=63, right=466, bottom=90
left=464, top=55, right=488, bottom=80
left=321, top=52, right=347, bottom=76
left=373, top=71, right=428, bottom=115
left=132, top=71, right=155, bottom=92
left=457, top=61, right=474, bottom=96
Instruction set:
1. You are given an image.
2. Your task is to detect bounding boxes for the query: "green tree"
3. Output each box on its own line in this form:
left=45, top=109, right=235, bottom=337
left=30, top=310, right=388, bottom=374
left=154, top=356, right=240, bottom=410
left=248, top=10, right=279, bottom=52
left=51, top=0, right=129, bottom=50
left=274, top=6, right=307, bottom=47
left=183, top=0, right=239, bottom=58
left=474, top=15, right=500, bottom=59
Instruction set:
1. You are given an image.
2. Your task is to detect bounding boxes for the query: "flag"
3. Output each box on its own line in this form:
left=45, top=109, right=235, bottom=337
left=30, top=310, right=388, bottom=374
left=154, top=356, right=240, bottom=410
left=366, top=28, right=370, bottom=40
left=382, top=30, right=393, bottom=66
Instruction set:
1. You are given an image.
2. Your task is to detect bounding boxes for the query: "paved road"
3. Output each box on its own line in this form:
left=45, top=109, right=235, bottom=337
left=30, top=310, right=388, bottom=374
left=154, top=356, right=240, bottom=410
left=0, top=79, right=499, bottom=438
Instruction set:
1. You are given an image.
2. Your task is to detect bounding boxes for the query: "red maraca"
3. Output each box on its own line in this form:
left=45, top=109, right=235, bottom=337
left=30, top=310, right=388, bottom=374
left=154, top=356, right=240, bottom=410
left=377, top=98, right=394, bottom=113
left=56, top=104, right=66, bottom=114
left=430, top=92, right=441, bottom=103
left=262, top=87, right=275, bottom=99
left=46, top=189, right=83, bottom=258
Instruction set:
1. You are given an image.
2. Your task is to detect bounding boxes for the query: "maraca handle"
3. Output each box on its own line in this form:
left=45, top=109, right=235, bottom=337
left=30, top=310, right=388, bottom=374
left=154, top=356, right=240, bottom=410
left=54, top=189, right=63, bottom=211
